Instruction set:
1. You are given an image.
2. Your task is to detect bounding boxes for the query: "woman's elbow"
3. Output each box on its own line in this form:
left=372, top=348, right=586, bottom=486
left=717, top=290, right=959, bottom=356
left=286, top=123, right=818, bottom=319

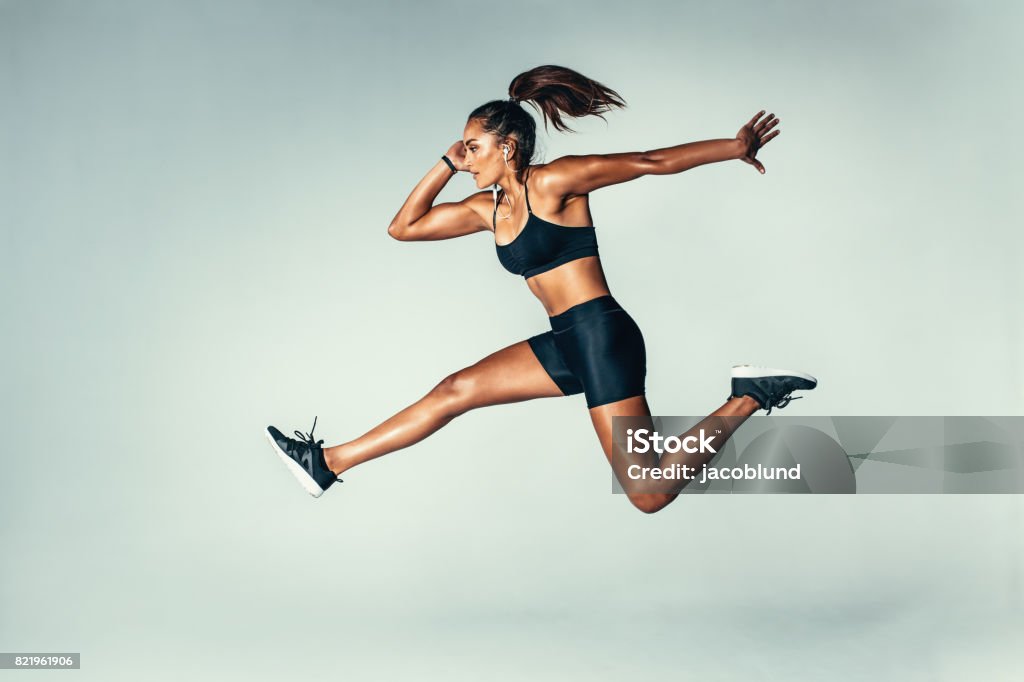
left=638, top=153, right=665, bottom=176
left=387, top=222, right=411, bottom=241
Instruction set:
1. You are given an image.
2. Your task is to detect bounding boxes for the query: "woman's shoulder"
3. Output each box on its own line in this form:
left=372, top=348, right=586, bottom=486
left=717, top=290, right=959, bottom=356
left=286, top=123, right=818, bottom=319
left=526, top=159, right=590, bottom=200
left=461, top=189, right=499, bottom=230
left=525, top=161, right=561, bottom=191
left=528, top=157, right=590, bottom=189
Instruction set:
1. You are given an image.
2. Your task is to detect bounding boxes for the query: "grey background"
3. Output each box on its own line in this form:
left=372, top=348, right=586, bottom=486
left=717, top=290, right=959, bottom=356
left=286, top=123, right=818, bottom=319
left=3, top=0, right=1022, bottom=679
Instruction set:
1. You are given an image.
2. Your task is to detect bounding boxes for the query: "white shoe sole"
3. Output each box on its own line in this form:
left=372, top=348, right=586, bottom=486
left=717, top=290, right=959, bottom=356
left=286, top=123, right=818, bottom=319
left=265, top=428, right=325, bottom=498
left=731, top=365, right=817, bottom=384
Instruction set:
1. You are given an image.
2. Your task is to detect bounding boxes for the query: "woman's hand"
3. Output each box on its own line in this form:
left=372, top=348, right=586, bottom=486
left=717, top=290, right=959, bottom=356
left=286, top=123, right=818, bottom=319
left=444, top=140, right=470, bottom=172
left=736, top=111, right=780, bottom=174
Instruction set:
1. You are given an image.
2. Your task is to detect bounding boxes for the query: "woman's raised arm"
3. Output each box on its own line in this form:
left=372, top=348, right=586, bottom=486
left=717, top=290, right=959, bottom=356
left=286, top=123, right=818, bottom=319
left=541, top=111, right=780, bottom=197
left=387, top=142, right=490, bottom=242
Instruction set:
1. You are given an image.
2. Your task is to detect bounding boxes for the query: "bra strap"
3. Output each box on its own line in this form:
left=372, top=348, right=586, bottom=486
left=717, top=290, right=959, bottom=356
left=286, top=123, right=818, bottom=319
left=523, top=167, right=533, bottom=214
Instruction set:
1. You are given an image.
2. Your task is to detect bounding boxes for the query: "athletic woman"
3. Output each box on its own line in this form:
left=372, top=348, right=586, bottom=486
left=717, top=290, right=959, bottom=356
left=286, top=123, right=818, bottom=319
left=266, top=65, right=817, bottom=512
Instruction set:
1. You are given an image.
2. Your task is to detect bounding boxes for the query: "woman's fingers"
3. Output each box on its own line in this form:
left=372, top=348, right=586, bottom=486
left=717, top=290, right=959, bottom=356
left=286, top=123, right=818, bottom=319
left=760, top=129, right=780, bottom=146
left=753, top=113, right=776, bottom=134
left=446, top=140, right=467, bottom=161
left=746, top=110, right=780, bottom=134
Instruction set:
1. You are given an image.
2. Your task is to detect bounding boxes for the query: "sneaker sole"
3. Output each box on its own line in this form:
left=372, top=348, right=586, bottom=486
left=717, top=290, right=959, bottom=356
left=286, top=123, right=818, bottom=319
left=265, top=428, right=325, bottom=498
left=731, top=365, right=817, bottom=384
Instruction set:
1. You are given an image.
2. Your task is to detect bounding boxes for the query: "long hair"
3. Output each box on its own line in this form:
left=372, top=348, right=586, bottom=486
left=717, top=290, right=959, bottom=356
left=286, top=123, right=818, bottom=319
left=468, top=65, right=625, bottom=180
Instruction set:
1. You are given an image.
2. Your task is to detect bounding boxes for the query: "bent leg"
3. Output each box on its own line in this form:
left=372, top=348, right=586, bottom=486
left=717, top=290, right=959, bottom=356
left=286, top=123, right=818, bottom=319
left=324, top=339, right=569, bottom=476
left=588, top=394, right=761, bottom=514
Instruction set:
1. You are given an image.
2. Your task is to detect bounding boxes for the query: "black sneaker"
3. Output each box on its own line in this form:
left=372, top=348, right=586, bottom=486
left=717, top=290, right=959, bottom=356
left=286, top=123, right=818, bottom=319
left=730, top=366, right=818, bottom=415
left=265, top=417, right=341, bottom=497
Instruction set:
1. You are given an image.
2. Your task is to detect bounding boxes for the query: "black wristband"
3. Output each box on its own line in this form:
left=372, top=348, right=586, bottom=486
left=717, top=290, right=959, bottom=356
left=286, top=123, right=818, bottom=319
left=441, top=155, right=457, bottom=173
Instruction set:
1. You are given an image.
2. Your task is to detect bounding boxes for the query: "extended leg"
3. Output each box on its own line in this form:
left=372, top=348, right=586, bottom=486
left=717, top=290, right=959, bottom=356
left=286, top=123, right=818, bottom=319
left=323, top=339, right=566, bottom=476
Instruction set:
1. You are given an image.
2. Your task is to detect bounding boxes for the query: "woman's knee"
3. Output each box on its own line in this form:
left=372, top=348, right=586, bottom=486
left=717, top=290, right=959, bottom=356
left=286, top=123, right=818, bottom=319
left=627, top=492, right=674, bottom=514
left=429, top=370, right=480, bottom=417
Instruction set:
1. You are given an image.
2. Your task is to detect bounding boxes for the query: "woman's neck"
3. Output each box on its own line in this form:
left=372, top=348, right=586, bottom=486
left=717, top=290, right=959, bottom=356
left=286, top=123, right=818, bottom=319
left=497, top=166, right=528, bottom=195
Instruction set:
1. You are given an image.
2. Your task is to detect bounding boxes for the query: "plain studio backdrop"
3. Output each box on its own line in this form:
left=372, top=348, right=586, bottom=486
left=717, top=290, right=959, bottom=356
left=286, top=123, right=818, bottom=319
left=2, top=0, right=1022, bottom=680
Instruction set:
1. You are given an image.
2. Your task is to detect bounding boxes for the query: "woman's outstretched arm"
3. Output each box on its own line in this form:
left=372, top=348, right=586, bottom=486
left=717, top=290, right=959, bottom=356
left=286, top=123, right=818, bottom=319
left=541, top=110, right=780, bottom=196
left=387, top=142, right=489, bottom=242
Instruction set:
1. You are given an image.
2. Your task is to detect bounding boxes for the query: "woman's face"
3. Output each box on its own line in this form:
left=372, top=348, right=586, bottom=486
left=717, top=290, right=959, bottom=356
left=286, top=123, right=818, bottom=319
left=462, top=118, right=506, bottom=189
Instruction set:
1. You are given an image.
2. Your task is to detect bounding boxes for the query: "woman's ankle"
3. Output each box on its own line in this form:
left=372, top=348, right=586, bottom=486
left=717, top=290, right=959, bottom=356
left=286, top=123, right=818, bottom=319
left=322, top=445, right=348, bottom=476
left=730, top=394, right=761, bottom=415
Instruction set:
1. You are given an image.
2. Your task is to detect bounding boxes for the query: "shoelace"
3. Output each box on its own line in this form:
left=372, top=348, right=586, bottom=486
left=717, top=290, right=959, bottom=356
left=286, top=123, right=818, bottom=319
left=766, top=394, right=802, bottom=415
left=293, top=416, right=324, bottom=449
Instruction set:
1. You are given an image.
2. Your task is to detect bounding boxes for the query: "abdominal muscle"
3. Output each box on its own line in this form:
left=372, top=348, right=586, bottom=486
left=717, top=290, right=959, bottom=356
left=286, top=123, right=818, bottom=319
left=525, top=256, right=612, bottom=317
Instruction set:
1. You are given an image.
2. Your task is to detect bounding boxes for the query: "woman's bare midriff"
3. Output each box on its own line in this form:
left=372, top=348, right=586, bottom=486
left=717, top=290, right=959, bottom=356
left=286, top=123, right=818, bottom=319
left=525, top=256, right=612, bottom=317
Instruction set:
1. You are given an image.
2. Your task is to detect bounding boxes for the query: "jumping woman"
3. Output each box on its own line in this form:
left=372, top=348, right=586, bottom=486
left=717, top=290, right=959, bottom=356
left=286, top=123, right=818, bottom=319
left=266, top=65, right=817, bottom=513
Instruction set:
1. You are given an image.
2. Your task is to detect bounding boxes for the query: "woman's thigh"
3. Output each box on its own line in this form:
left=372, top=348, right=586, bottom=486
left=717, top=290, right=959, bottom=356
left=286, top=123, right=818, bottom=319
left=437, top=338, right=569, bottom=412
left=587, top=395, right=655, bottom=468
left=588, top=395, right=675, bottom=511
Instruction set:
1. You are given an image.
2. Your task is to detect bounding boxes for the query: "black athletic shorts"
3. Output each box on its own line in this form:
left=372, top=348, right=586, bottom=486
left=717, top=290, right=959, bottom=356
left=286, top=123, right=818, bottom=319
left=527, top=295, right=647, bottom=408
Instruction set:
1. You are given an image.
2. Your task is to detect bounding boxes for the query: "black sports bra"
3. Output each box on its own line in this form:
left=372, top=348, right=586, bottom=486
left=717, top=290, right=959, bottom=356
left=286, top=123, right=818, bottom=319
left=493, top=169, right=599, bottom=279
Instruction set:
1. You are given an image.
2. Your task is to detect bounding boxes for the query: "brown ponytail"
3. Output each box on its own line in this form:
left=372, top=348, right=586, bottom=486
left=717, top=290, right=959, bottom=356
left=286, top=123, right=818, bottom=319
left=508, top=65, right=625, bottom=132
